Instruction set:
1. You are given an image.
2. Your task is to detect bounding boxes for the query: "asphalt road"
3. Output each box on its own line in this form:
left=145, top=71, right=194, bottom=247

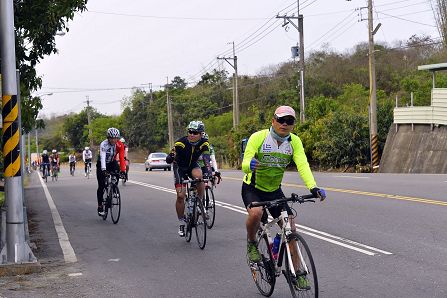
left=1, top=164, right=446, bottom=297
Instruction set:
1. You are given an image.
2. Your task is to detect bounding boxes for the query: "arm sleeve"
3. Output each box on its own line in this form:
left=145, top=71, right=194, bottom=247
left=166, top=146, right=176, bottom=164
left=210, top=154, right=218, bottom=172
left=82, top=151, right=86, bottom=162
left=100, top=145, right=107, bottom=170
left=242, top=131, right=264, bottom=174
left=200, top=142, right=211, bottom=170
left=291, top=136, right=317, bottom=190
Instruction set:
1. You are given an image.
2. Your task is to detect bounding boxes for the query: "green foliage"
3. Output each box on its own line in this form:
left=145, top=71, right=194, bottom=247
left=90, top=116, right=123, bottom=145
left=62, top=107, right=104, bottom=150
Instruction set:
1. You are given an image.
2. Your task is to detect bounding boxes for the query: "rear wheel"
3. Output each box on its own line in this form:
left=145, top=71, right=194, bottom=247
left=284, top=234, right=318, bottom=298
left=194, top=198, right=207, bottom=249
left=250, top=234, right=276, bottom=297
left=110, top=185, right=121, bottom=224
left=185, top=198, right=192, bottom=242
left=102, top=189, right=109, bottom=220
left=204, top=186, right=216, bottom=229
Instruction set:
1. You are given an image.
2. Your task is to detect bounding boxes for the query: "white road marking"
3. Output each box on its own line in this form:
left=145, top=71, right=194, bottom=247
left=129, top=180, right=393, bottom=256
left=68, top=273, right=83, bottom=277
left=108, top=258, right=120, bottom=262
left=334, top=176, right=370, bottom=179
left=38, top=174, right=77, bottom=263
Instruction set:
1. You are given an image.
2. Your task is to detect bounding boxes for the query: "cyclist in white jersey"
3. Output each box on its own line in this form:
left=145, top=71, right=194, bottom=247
left=83, top=146, right=93, bottom=177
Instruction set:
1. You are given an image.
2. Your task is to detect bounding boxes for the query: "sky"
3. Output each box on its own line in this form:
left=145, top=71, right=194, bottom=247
left=35, top=0, right=440, bottom=117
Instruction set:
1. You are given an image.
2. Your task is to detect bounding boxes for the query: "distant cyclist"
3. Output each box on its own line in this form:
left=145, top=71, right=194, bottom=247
left=96, top=128, right=126, bottom=216
left=83, top=146, right=93, bottom=177
left=166, top=120, right=212, bottom=237
left=40, top=150, right=50, bottom=178
left=119, top=137, right=129, bottom=181
left=199, top=132, right=221, bottom=182
left=69, top=152, right=76, bottom=175
left=241, top=106, right=326, bottom=289
left=49, top=149, right=60, bottom=176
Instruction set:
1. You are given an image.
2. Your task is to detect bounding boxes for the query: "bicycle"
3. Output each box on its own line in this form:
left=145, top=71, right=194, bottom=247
left=51, top=164, right=59, bottom=181
left=85, top=162, right=92, bottom=179
left=247, top=193, right=319, bottom=298
left=182, top=178, right=207, bottom=249
left=122, top=159, right=129, bottom=186
left=100, top=171, right=122, bottom=224
left=41, top=163, right=49, bottom=183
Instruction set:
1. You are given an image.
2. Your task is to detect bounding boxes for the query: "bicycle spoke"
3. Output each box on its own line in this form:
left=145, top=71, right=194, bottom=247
left=249, top=234, right=275, bottom=297
left=194, top=198, right=207, bottom=249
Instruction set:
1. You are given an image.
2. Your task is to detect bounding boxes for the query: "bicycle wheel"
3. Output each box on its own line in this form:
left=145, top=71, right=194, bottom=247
left=284, top=234, right=318, bottom=298
left=185, top=198, right=193, bottom=242
left=110, top=185, right=121, bottom=224
left=194, top=197, right=207, bottom=249
left=204, top=186, right=215, bottom=229
left=102, top=189, right=109, bottom=220
left=249, top=233, right=276, bottom=297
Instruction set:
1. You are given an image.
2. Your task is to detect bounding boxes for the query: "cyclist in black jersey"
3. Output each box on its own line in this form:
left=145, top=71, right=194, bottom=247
left=166, top=120, right=212, bottom=237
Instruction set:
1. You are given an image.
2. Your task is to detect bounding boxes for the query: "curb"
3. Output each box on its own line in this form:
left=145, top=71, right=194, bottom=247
left=0, top=261, right=41, bottom=277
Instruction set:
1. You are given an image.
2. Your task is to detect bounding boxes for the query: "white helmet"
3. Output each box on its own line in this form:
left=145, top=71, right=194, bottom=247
left=52, top=149, right=57, bottom=153
left=43, top=150, right=48, bottom=154
left=107, top=127, right=120, bottom=138
left=85, top=147, right=89, bottom=150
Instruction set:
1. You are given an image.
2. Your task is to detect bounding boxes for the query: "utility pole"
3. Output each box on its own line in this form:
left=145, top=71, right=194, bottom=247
left=218, top=41, right=239, bottom=128
left=0, top=0, right=36, bottom=263
left=166, top=77, right=174, bottom=148
left=149, top=83, right=153, bottom=103
left=367, top=0, right=379, bottom=172
left=277, top=1, right=305, bottom=123
left=85, top=96, right=93, bottom=149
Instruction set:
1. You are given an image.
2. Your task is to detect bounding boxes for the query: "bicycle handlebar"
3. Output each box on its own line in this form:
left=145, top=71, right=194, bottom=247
left=181, top=178, right=210, bottom=184
left=248, top=193, right=316, bottom=209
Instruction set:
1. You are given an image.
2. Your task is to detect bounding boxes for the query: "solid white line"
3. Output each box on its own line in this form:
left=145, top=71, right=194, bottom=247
left=68, top=273, right=83, bottom=277
left=129, top=180, right=392, bottom=256
left=37, top=174, right=77, bottom=263
left=334, top=176, right=370, bottom=179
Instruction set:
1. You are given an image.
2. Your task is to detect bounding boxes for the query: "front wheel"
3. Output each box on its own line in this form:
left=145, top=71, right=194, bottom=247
left=284, top=233, right=318, bottom=298
left=110, top=185, right=121, bottom=224
left=204, top=186, right=216, bottom=229
left=194, top=198, right=207, bottom=249
left=250, top=233, right=276, bottom=297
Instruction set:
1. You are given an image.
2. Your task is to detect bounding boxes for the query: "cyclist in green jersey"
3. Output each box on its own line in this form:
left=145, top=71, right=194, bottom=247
left=241, top=106, right=326, bottom=288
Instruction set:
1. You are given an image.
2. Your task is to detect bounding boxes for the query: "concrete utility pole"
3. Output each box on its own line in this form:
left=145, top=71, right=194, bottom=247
left=367, top=0, right=379, bottom=172
left=85, top=96, right=93, bottom=149
left=166, top=77, right=174, bottom=148
left=277, top=1, right=306, bottom=123
left=217, top=41, right=239, bottom=128
left=0, top=0, right=36, bottom=263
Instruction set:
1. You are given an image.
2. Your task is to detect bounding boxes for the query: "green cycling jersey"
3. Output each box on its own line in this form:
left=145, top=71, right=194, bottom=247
left=242, top=129, right=316, bottom=192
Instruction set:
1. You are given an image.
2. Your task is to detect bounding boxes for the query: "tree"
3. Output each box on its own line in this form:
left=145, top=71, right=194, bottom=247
left=63, top=108, right=103, bottom=150
left=12, top=0, right=88, bottom=132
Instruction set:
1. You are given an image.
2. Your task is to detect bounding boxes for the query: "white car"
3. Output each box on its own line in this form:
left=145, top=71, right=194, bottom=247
left=145, top=152, right=171, bottom=171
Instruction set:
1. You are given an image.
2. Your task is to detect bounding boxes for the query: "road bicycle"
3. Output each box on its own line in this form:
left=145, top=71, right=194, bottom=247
left=247, top=193, right=319, bottom=298
left=69, top=162, right=75, bottom=176
left=41, top=163, right=50, bottom=183
left=85, top=162, right=92, bottom=179
left=122, top=159, right=129, bottom=186
left=51, top=165, right=59, bottom=182
left=182, top=178, right=207, bottom=249
left=101, top=171, right=122, bottom=224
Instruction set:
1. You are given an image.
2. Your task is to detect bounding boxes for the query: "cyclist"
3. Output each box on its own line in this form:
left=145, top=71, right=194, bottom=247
left=40, top=150, right=50, bottom=178
left=49, top=149, right=60, bottom=176
left=166, top=120, right=212, bottom=237
left=82, top=146, right=93, bottom=177
left=119, top=137, right=130, bottom=181
left=96, top=128, right=126, bottom=216
left=199, top=132, right=221, bottom=182
left=68, top=152, right=76, bottom=175
left=241, top=106, right=326, bottom=289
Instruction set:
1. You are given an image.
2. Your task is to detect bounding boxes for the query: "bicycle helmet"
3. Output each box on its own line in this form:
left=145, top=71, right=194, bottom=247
left=43, top=150, right=48, bottom=154
left=187, top=120, right=205, bottom=132
left=52, top=149, right=57, bottom=153
left=120, top=137, right=125, bottom=143
left=107, top=127, right=120, bottom=138
left=202, top=132, right=209, bottom=140
left=85, top=146, right=89, bottom=150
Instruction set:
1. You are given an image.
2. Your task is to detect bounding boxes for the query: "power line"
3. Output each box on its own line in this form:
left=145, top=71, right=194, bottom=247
left=378, top=11, right=437, bottom=27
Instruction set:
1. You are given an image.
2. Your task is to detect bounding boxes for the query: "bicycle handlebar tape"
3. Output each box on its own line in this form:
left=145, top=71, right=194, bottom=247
left=2, top=95, right=21, bottom=177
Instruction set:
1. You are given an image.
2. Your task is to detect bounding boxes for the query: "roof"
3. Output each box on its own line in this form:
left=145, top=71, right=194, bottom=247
left=418, top=63, right=447, bottom=72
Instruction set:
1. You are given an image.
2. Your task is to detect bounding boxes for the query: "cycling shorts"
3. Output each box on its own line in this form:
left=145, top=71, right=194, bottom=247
left=241, top=182, right=293, bottom=220
left=173, top=162, right=200, bottom=188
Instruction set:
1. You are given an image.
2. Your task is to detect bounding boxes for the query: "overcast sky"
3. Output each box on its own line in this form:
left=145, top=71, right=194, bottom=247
left=35, top=0, right=439, bottom=117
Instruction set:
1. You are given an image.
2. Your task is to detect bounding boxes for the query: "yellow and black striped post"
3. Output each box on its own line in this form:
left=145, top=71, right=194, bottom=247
left=371, top=134, right=379, bottom=173
left=2, top=94, right=21, bottom=177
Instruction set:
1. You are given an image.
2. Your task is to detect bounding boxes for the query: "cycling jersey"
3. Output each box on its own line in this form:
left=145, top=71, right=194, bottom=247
left=242, top=129, right=316, bottom=192
left=83, top=150, right=93, bottom=161
left=198, top=144, right=218, bottom=171
left=50, top=153, right=60, bottom=165
left=41, top=154, right=50, bottom=164
left=98, top=139, right=126, bottom=172
left=69, top=155, right=76, bottom=163
left=166, top=136, right=211, bottom=169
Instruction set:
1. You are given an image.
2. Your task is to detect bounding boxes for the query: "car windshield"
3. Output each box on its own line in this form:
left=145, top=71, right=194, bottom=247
left=151, top=153, right=167, bottom=158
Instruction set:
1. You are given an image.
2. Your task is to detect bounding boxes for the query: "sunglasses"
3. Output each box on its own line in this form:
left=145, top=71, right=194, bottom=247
left=275, top=116, right=296, bottom=125
left=188, top=130, right=200, bottom=135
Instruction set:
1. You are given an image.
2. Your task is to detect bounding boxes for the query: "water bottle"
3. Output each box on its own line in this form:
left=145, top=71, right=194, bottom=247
left=272, top=233, right=281, bottom=260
